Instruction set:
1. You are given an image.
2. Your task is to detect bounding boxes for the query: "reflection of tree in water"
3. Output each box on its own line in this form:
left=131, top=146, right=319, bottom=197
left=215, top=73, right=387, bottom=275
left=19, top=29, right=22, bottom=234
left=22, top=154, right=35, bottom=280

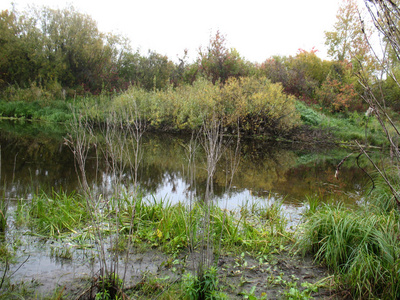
left=222, top=141, right=297, bottom=196
left=279, top=160, right=368, bottom=204
left=0, top=123, right=367, bottom=202
left=0, top=123, right=77, bottom=198
left=137, top=135, right=298, bottom=200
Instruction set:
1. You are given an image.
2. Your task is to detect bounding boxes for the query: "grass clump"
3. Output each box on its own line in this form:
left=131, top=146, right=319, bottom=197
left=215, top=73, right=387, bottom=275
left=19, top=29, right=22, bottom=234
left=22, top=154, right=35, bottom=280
left=297, top=203, right=400, bottom=299
left=183, top=266, right=227, bottom=300
left=116, top=198, right=291, bottom=256
left=28, top=191, right=89, bottom=237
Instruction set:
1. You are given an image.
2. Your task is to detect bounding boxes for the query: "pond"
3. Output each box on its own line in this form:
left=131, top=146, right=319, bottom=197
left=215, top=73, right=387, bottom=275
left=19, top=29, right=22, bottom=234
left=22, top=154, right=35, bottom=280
left=0, top=120, right=370, bottom=297
left=0, top=120, right=368, bottom=211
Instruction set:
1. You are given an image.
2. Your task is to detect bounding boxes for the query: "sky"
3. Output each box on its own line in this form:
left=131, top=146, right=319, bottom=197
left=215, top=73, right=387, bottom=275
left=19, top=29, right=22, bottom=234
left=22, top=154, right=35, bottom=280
left=2, top=0, right=343, bottom=63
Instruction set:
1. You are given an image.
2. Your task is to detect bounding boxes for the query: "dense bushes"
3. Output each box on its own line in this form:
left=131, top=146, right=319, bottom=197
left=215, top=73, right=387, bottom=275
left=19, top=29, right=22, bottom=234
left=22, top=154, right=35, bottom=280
left=111, top=76, right=299, bottom=136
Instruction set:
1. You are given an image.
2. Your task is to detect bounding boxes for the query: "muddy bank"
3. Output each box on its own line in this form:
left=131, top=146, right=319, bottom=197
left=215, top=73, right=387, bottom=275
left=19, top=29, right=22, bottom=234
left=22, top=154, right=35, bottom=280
left=5, top=237, right=335, bottom=299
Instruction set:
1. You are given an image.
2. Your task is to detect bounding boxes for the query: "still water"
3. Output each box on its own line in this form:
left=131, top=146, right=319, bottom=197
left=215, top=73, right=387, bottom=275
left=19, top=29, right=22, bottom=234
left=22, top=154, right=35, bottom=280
left=0, top=120, right=368, bottom=211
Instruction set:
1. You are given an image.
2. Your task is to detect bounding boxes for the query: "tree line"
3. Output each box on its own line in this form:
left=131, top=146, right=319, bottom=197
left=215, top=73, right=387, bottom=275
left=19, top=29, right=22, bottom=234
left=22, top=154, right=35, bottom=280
left=1, top=1, right=400, bottom=113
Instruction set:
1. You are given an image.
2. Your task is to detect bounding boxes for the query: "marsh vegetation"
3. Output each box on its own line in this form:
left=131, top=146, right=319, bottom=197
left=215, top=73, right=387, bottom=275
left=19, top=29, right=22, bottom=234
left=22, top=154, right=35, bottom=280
left=2, top=0, right=400, bottom=299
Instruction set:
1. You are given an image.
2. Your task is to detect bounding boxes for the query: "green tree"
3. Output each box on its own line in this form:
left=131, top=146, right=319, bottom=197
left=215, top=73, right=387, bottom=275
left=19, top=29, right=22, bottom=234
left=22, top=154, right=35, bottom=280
left=0, top=9, right=41, bottom=88
left=198, top=30, right=249, bottom=84
left=32, top=5, right=115, bottom=91
left=325, top=0, right=373, bottom=70
left=1, top=5, right=131, bottom=95
left=259, top=50, right=333, bottom=101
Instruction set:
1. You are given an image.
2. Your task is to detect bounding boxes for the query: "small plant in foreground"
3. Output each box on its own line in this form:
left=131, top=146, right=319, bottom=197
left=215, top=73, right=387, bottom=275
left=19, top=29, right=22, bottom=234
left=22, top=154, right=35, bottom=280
left=240, top=285, right=267, bottom=300
left=95, top=273, right=124, bottom=300
left=283, top=281, right=317, bottom=300
left=183, top=267, right=227, bottom=300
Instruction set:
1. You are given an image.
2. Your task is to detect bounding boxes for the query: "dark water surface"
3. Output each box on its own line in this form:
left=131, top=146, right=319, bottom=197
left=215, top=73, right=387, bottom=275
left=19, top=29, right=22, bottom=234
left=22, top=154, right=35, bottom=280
left=0, top=120, right=368, bottom=209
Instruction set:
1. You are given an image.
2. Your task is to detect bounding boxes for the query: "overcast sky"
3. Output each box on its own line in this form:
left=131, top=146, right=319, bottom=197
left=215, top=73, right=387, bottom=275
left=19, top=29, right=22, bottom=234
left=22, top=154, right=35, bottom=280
left=3, top=0, right=344, bottom=63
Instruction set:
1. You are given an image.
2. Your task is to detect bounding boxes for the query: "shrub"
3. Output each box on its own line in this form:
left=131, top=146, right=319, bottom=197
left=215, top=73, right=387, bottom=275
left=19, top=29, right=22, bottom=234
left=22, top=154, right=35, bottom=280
left=111, top=76, right=299, bottom=137
left=221, top=76, right=299, bottom=135
left=316, top=78, right=360, bottom=112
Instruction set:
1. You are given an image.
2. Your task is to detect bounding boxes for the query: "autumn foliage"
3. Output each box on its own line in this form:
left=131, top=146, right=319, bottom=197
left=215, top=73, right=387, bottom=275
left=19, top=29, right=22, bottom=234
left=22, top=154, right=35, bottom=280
left=112, top=77, right=299, bottom=136
left=3, top=0, right=396, bottom=133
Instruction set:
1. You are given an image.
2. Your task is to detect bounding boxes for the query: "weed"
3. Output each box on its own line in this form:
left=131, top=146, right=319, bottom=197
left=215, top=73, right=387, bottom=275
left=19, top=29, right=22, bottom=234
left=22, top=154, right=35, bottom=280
left=28, top=191, right=89, bottom=237
left=15, top=199, right=30, bottom=227
left=283, top=281, right=317, bottom=300
left=240, top=285, right=267, bottom=300
left=94, top=273, right=124, bottom=300
left=0, top=243, right=13, bottom=264
left=130, top=273, right=171, bottom=298
left=183, top=267, right=227, bottom=300
left=50, top=245, right=73, bottom=260
left=302, top=195, right=321, bottom=216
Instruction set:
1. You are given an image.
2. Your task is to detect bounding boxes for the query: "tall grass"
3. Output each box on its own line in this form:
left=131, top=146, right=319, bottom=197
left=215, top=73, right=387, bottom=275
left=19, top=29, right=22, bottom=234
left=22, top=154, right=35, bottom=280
left=297, top=203, right=400, bottom=299
left=28, top=191, right=89, bottom=237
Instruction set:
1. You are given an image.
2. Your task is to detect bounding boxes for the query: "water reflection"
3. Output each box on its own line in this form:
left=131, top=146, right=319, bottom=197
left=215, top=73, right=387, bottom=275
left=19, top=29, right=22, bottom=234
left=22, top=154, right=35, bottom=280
left=0, top=121, right=368, bottom=207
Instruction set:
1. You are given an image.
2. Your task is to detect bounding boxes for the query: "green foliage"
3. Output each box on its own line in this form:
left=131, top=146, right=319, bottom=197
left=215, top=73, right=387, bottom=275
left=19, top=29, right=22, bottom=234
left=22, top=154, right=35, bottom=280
left=111, top=76, right=299, bottom=137
left=95, top=273, right=124, bottom=300
left=380, top=67, right=400, bottom=110
left=28, top=191, right=89, bottom=237
left=183, top=267, right=227, bottom=300
left=297, top=203, right=400, bottom=299
left=112, top=195, right=291, bottom=256
left=366, top=172, right=400, bottom=214
left=0, top=5, right=130, bottom=94
left=283, top=282, right=317, bottom=300
left=50, top=245, right=73, bottom=260
left=258, top=51, right=329, bottom=100
left=0, top=99, right=72, bottom=122
left=130, top=274, right=173, bottom=298
left=295, top=101, right=322, bottom=126
left=240, top=285, right=267, bottom=300
left=119, top=50, right=176, bottom=90
left=221, top=77, right=299, bottom=135
left=0, top=243, right=13, bottom=264
left=297, top=103, right=388, bottom=146
left=198, top=31, right=250, bottom=84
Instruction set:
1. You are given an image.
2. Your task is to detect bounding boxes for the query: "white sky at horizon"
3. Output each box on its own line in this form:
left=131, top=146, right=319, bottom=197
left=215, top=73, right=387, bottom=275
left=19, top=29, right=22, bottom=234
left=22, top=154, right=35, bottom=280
left=3, top=0, right=346, bottom=63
